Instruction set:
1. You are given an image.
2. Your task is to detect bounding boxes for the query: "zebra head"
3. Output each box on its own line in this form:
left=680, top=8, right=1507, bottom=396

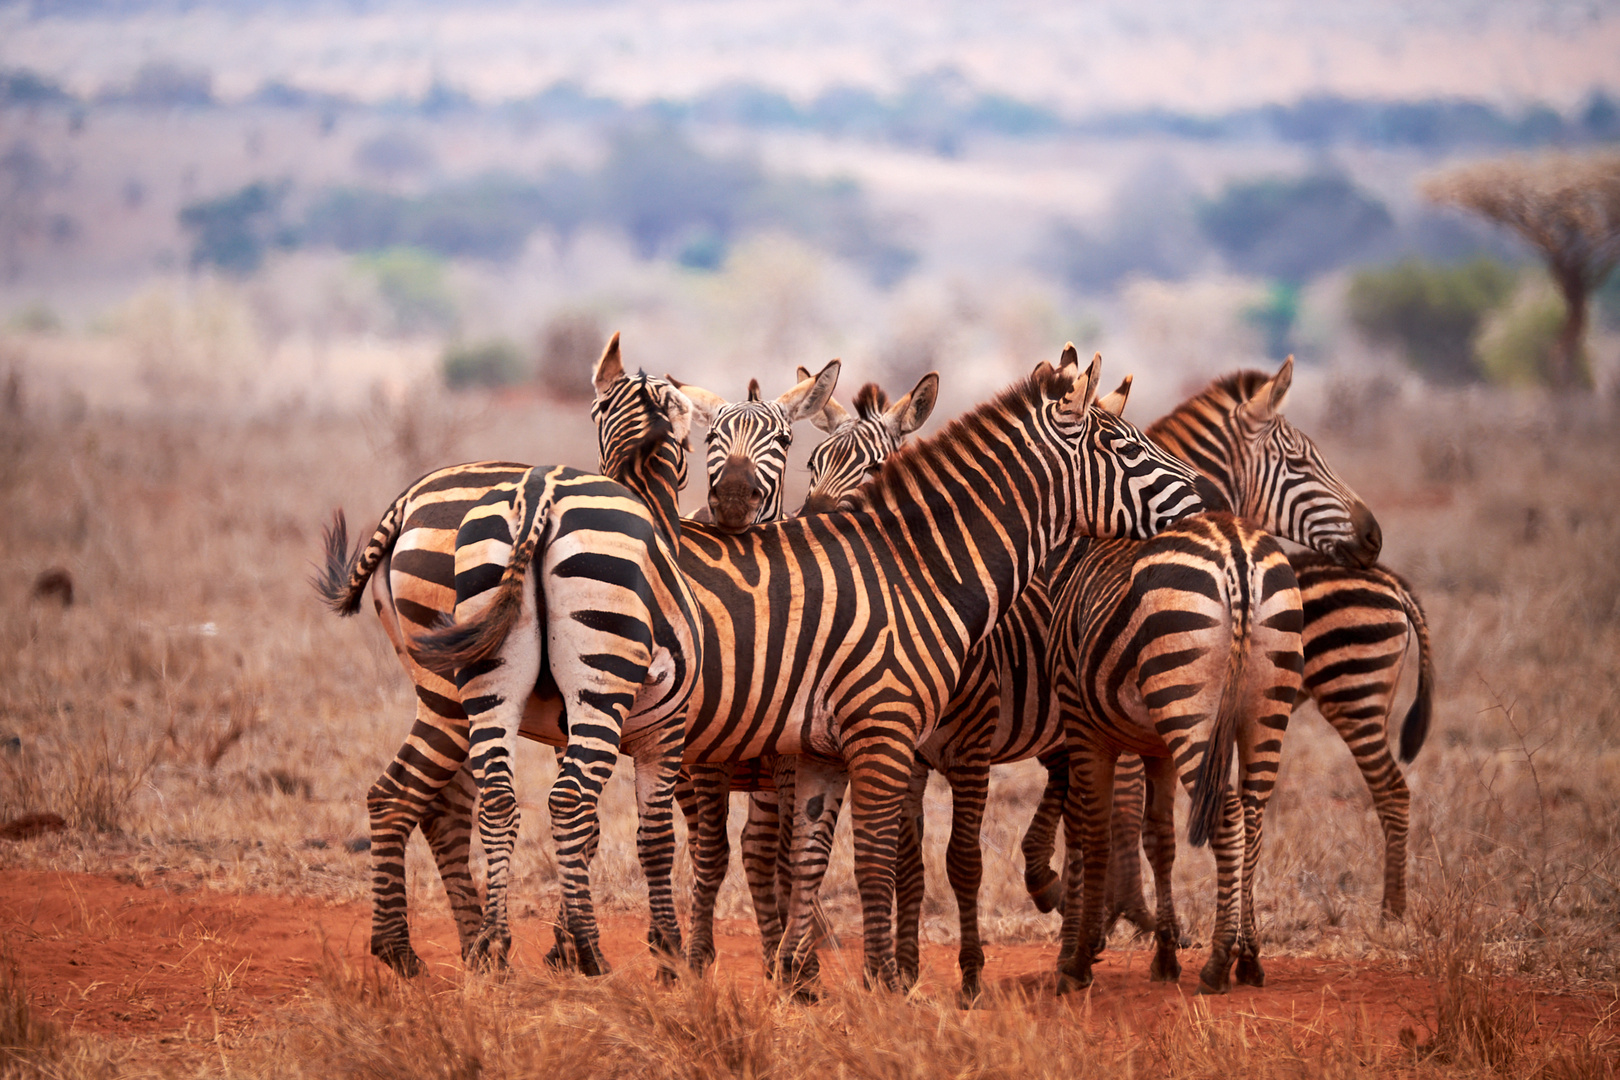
left=1151, top=357, right=1382, bottom=569
left=1042, top=346, right=1209, bottom=540
left=669, top=360, right=841, bottom=532
left=800, top=372, right=940, bottom=515
left=590, top=333, right=695, bottom=535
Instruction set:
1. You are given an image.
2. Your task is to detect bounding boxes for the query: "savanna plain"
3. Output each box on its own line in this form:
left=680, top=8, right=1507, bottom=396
left=1, top=357, right=1618, bottom=1079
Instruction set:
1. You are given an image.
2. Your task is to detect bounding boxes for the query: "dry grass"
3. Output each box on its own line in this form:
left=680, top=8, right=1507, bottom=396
left=0, top=358, right=1618, bottom=1075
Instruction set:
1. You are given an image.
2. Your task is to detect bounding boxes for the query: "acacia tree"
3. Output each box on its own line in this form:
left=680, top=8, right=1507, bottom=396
left=1424, top=153, right=1620, bottom=390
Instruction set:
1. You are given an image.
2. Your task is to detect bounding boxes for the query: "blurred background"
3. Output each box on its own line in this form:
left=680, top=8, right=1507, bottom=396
left=1, top=0, right=1617, bottom=421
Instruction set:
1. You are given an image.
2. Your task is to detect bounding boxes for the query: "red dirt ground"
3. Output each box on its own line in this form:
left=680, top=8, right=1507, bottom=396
left=0, top=869, right=1608, bottom=1046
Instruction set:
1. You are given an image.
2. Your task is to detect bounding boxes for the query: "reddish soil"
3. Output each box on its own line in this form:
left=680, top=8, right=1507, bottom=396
left=0, top=869, right=1608, bottom=1046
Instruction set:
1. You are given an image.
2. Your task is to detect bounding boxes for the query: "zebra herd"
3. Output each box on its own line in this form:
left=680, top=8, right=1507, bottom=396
left=316, top=334, right=1432, bottom=1000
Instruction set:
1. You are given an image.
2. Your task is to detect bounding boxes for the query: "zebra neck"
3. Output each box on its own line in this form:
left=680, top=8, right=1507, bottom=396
left=621, top=453, right=685, bottom=547
left=863, top=451, right=1044, bottom=651
left=1148, top=424, right=1241, bottom=515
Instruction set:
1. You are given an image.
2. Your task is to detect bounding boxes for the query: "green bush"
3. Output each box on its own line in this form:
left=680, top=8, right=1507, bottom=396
left=179, top=180, right=292, bottom=275
left=1347, top=258, right=1518, bottom=382
left=442, top=338, right=528, bottom=390
left=355, top=247, right=458, bottom=335
left=1475, top=285, right=1566, bottom=387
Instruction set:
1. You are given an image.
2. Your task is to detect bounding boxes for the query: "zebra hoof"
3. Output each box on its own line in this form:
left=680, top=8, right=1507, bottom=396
left=686, top=942, right=717, bottom=975
left=958, top=974, right=984, bottom=1009
left=1055, top=970, right=1092, bottom=995
left=468, top=933, right=511, bottom=973
left=372, top=942, right=423, bottom=978
left=1027, top=867, right=1063, bottom=913
left=1149, top=949, right=1181, bottom=984
left=1196, top=957, right=1232, bottom=995
left=1235, top=954, right=1265, bottom=987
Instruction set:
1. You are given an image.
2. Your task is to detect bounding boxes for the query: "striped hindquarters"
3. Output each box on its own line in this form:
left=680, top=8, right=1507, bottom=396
left=1293, top=552, right=1434, bottom=763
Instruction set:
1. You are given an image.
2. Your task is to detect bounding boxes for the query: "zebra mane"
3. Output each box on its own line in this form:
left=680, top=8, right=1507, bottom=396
left=1164, top=370, right=1273, bottom=421
left=841, top=363, right=1073, bottom=511
left=854, top=383, right=889, bottom=420
left=624, top=368, right=689, bottom=455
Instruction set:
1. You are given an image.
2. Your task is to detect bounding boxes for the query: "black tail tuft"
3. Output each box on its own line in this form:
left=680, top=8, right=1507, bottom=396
left=412, top=578, right=524, bottom=679
left=313, top=510, right=365, bottom=616
left=1397, top=575, right=1435, bottom=763
left=1187, top=677, right=1239, bottom=848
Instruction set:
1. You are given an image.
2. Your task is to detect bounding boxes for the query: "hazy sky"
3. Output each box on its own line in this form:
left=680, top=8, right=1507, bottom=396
left=3, top=0, right=1617, bottom=113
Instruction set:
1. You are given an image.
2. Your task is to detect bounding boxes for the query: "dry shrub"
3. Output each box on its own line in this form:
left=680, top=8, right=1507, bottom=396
left=0, top=722, right=155, bottom=835
left=0, top=958, right=59, bottom=1075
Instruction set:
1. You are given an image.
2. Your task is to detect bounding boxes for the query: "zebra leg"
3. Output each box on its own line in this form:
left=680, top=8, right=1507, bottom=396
left=459, top=644, right=542, bottom=971
left=1056, top=747, right=1115, bottom=994
left=679, top=762, right=735, bottom=973
left=1317, top=701, right=1411, bottom=921
left=741, top=788, right=786, bottom=976
left=631, top=747, right=684, bottom=979
left=417, top=765, right=483, bottom=961
left=779, top=757, right=850, bottom=997
left=893, top=762, right=929, bottom=991
left=1140, top=755, right=1181, bottom=983
left=941, top=762, right=992, bottom=1003
left=1103, top=755, right=1155, bottom=946
left=1195, top=789, right=1245, bottom=995
left=771, top=756, right=798, bottom=971
left=546, top=725, right=626, bottom=978
left=1022, top=750, right=1068, bottom=913
left=845, top=732, right=917, bottom=992
left=366, top=707, right=471, bottom=976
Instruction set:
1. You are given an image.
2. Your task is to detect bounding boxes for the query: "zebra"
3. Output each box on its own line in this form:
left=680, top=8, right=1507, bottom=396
left=675, top=362, right=841, bottom=531
left=1048, top=511, right=1305, bottom=995
left=887, top=359, right=1383, bottom=999
left=1095, top=555, right=1434, bottom=931
left=313, top=334, right=703, bottom=976
left=656, top=347, right=1213, bottom=990
left=684, top=372, right=943, bottom=975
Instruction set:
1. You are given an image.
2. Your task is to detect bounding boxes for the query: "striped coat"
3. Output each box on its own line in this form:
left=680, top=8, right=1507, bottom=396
left=661, top=350, right=1210, bottom=990
left=315, top=336, right=701, bottom=975
left=889, top=360, right=1383, bottom=998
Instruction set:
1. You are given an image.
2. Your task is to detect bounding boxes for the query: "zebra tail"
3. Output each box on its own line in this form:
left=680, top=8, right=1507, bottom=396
left=1187, top=574, right=1248, bottom=849
left=413, top=493, right=552, bottom=678
left=1395, top=574, right=1435, bottom=764
left=312, top=501, right=402, bottom=617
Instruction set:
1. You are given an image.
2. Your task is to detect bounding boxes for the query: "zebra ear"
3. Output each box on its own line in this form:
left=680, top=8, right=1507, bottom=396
left=1060, top=351, right=1102, bottom=415
left=1097, top=374, right=1133, bottom=417
left=1240, top=355, right=1294, bottom=423
left=780, top=359, right=841, bottom=423
left=592, top=332, right=624, bottom=396
left=663, top=385, right=694, bottom=444
left=885, top=371, right=939, bottom=438
left=809, top=394, right=850, bottom=434
left=1056, top=343, right=1081, bottom=379
left=665, top=375, right=727, bottom=427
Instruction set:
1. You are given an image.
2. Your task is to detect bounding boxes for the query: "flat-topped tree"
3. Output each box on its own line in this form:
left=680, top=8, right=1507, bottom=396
left=1424, top=153, right=1620, bottom=390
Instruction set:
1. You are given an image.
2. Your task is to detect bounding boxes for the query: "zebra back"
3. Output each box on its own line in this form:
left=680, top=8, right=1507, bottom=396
left=672, top=361, right=841, bottom=532
left=677, top=350, right=1209, bottom=764
left=1147, top=358, right=1381, bottom=568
